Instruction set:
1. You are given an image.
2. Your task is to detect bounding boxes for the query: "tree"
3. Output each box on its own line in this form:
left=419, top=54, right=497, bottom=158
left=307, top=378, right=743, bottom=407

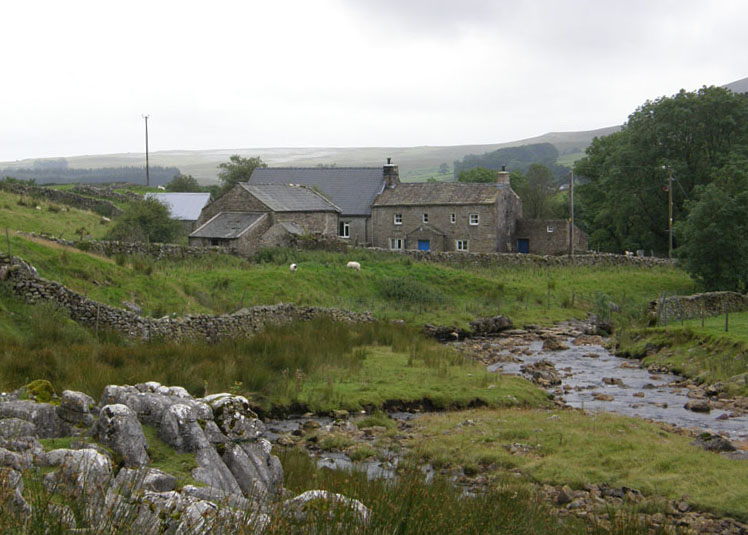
left=216, top=155, right=267, bottom=196
left=514, top=163, right=556, bottom=218
left=166, top=174, right=202, bottom=192
left=676, top=155, right=748, bottom=291
left=457, top=167, right=495, bottom=183
left=438, top=163, right=449, bottom=175
left=575, top=86, right=748, bottom=254
left=106, top=198, right=182, bottom=244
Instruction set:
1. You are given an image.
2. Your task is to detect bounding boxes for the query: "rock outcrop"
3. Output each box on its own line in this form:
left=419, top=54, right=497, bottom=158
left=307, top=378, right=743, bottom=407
left=0, top=380, right=368, bottom=533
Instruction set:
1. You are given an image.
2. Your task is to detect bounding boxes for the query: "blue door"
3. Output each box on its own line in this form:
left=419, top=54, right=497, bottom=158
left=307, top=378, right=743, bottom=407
left=517, top=239, right=529, bottom=254
left=417, top=240, right=430, bottom=251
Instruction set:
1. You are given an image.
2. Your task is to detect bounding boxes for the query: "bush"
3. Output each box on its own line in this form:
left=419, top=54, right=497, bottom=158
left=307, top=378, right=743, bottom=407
left=106, top=198, right=181, bottom=244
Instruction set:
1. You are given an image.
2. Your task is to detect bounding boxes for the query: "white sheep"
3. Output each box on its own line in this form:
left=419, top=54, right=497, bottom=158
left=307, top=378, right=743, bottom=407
left=624, top=250, right=634, bottom=257
left=290, top=263, right=298, bottom=273
left=157, top=185, right=166, bottom=190
left=346, top=261, right=361, bottom=271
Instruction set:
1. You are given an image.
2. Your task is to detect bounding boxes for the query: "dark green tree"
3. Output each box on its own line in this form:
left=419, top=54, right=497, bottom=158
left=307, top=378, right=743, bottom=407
left=575, top=86, right=748, bottom=254
left=676, top=155, right=748, bottom=291
left=515, top=163, right=556, bottom=218
left=166, top=174, right=202, bottom=192
left=106, top=198, right=182, bottom=244
left=457, top=167, right=496, bottom=183
left=216, top=155, right=267, bottom=196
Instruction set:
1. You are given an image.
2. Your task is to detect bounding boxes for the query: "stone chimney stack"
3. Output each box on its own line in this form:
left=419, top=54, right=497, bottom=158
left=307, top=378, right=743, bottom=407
left=383, top=157, right=400, bottom=189
left=497, top=165, right=510, bottom=186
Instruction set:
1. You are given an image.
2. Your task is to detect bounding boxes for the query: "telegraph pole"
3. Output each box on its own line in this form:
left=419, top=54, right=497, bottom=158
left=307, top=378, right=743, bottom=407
left=568, top=170, right=575, bottom=257
left=142, top=114, right=150, bottom=187
left=668, top=167, right=673, bottom=259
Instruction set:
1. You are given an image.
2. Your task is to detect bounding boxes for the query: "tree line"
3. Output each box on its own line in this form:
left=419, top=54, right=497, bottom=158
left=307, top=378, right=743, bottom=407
left=453, top=143, right=570, bottom=183
left=573, top=85, right=748, bottom=291
left=0, top=166, right=181, bottom=186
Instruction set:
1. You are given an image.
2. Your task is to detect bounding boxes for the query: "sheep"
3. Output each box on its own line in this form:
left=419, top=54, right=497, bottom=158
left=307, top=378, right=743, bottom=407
left=289, top=263, right=298, bottom=273
left=624, top=250, right=634, bottom=257
left=346, top=261, right=361, bottom=271
left=157, top=185, right=166, bottom=190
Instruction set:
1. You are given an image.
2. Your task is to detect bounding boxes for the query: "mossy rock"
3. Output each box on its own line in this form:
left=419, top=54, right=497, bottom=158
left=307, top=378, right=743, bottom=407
left=21, top=379, right=56, bottom=403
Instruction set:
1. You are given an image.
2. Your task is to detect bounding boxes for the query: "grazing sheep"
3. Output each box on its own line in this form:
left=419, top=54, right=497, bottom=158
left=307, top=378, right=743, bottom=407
left=290, top=263, right=298, bottom=273
left=346, top=261, right=361, bottom=271
left=157, top=185, right=166, bottom=190
left=624, top=250, right=634, bottom=257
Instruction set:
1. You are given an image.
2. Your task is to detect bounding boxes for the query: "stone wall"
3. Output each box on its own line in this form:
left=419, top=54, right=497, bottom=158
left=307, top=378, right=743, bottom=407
left=647, top=291, right=748, bottom=324
left=0, top=182, right=123, bottom=217
left=0, top=254, right=373, bottom=342
left=367, top=247, right=674, bottom=268
left=19, top=233, right=238, bottom=260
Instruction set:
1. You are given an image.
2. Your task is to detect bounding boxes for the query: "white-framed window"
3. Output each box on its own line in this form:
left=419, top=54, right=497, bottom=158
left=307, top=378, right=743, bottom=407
left=546, top=225, right=555, bottom=233
left=389, top=238, right=404, bottom=250
left=456, top=240, right=469, bottom=251
left=339, top=221, right=350, bottom=238
left=469, top=213, right=479, bottom=226
left=394, top=213, right=402, bottom=225
left=423, top=213, right=429, bottom=223
left=450, top=213, right=456, bottom=224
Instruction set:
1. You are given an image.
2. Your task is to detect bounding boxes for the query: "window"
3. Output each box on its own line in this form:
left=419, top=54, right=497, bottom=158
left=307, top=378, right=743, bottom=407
left=394, top=213, right=402, bottom=225
left=469, top=213, right=479, bottom=226
left=339, top=221, right=350, bottom=238
left=389, top=238, right=404, bottom=250
left=456, top=240, right=469, bottom=251
left=423, top=213, right=429, bottom=223
left=546, top=225, right=555, bottom=233
left=450, top=213, right=456, bottom=224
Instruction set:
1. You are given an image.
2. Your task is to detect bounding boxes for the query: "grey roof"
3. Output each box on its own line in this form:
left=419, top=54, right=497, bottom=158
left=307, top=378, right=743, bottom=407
left=239, top=183, right=341, bottom=213
left=190, top=212, right=266, bottom=239
left=145, top=192, right=211, bottom=221
left=249, top=167, right=385, bottom=216
left=373, top=182, right=505, bottom=207
left=277, top=222, right=304, bottom=235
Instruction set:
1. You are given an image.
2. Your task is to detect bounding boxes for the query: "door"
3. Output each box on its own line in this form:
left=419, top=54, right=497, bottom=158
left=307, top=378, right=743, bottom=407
left=417, top=240, right=430, bottom=251
left=517, top=239, right=529, bottom=254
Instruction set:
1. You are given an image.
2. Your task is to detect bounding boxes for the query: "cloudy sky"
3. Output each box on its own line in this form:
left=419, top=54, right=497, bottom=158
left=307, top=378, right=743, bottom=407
left=2, top=0, right=746, bottom=162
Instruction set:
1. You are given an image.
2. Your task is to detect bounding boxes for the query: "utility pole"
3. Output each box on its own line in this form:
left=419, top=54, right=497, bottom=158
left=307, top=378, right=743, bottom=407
left=668, top=167, right=673, bottom=259
left=142, top=114, right=150, bottom=187
left=568, top=170, right=575, bottom=257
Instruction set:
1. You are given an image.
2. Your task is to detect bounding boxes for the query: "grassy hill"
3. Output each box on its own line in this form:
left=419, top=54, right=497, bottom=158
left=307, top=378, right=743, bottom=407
left=0, top=127, right=620, bottom=184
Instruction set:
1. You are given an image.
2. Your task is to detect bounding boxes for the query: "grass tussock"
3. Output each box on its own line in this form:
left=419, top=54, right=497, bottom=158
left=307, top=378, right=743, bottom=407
left=406, top=407, right=748, bottom=521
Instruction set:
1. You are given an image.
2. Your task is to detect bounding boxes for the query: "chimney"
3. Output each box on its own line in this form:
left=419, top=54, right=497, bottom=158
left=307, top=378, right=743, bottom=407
left=383, top=157, right=400, bottom=188
left=497, top=165, right=510, bottom=186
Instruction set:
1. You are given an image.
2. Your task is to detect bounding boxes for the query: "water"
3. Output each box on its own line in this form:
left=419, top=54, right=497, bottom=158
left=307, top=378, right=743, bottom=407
left=487, top=338, right=748, bottom=440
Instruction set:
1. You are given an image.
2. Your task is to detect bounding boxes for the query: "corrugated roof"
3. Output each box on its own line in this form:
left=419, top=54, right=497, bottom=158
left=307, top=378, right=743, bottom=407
left=145, top=192, right=212, bottom=221
left=239, top=183, right=341, bottom=213
left=373, top=182, right=505, bottom=206
left=249, top=167, right=385, bottom=216
left=189, top=212, right=266, bottom=239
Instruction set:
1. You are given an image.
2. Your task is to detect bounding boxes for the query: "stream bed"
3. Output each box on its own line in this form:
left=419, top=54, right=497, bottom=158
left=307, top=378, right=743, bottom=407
left=486, top=337, right=748, bottom=441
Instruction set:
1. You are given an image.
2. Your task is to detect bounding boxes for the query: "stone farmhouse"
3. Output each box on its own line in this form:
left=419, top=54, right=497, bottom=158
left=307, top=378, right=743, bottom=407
left=371, top=170, right=521, bottom=253
left=188, top=183, right=339, bottom=255
left=249, top=163, right=399, bottom=245
left=191, top=160, right=587, bottom=256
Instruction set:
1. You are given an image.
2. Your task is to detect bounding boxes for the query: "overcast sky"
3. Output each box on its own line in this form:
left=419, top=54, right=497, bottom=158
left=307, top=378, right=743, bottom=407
left=2, top=0, right=746, bottom=162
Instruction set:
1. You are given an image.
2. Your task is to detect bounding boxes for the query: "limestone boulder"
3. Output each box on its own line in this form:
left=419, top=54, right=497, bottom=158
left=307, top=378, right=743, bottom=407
left=0, top=418, right=36, bottom=439
left=0, top=400, right=68, bottom=438
left=93, top=404, right=149, bottom=467
left=283, top=489, right=371, bottom=525
left=57, top=390, right=96, bottom=427
left=204, top=393, right=264, bottom=441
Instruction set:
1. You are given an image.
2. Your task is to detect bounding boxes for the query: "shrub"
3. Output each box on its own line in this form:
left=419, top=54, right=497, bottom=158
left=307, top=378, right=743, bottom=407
left=376, top=277, right=443, bottom=306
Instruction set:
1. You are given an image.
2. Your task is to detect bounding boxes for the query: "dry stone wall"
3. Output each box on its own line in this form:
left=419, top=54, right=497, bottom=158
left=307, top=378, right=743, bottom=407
left=0, top=182, right=123, bottom=217
left=648, top=291, right=748, bottom=324
left=0, top=254, right=373, bottom=342
left=367, top=248, right=674, bottom=268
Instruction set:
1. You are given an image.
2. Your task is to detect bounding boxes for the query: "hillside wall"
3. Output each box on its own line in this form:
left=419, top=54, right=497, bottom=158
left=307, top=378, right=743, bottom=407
left=0, top=254, right=373, bottom=342
left=0, top=182, right=123, bottom=217
left=647, top=291, right=748, bottom=324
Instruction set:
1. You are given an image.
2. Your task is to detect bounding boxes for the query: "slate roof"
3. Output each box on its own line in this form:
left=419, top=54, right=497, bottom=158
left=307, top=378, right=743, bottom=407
left=238, top=183, right=341, bottom=213
left=373, top=182, right=506, bottom=206
left=190, top=212, right=266, bottom=239
left=145, top=192, right=212, bottom=221
left=249, top=167, right=385, bottom=216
